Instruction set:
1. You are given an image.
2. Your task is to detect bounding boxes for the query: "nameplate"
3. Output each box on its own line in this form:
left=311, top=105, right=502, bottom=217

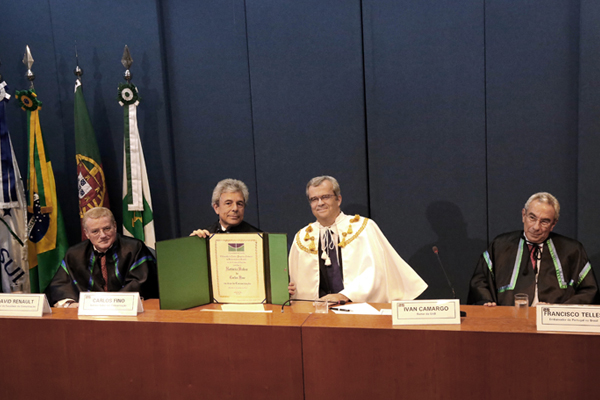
left=0, top=293, right=52, bottom=317
left=392, top=299, right=461, bottom=325
left=78, top=292, right=144, bottom=316
left=536, top=304, right=600, bottom=333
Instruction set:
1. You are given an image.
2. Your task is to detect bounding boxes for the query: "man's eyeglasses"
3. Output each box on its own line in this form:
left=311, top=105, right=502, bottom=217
left=527, top=214, right=553, bottom=228
left=87, top=226, right=115, bottom=237
left=308, top=194, right=337, bottom=204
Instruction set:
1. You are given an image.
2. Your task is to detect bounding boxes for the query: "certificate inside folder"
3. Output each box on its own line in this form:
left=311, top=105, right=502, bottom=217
left=210, top=233, right=266, bottom=303
left=156, top=233, right=289, bottom=310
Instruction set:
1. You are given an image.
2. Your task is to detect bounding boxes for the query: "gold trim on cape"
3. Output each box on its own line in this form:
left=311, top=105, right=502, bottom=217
left=295, top=216, right=369, bottom=254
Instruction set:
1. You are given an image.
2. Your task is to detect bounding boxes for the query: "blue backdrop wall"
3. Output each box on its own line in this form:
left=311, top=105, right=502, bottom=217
left=1, top=0, right=599, bottom=303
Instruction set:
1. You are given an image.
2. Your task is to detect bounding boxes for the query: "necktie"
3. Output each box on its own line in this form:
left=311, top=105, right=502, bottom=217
left=323, top=230, right=344, bottom=293
left=100, top=254, right=108, bottom=291
left=527, top=243, right=541, bottom=274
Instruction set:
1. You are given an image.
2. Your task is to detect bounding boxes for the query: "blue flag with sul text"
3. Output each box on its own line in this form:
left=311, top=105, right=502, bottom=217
left=0, top=80, right=29, bottom=293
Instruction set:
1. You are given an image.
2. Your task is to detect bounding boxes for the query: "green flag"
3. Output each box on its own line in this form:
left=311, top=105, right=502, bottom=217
left=15, top=88, right=69, bottom=293
left=118, top=83, right=155, bottom=248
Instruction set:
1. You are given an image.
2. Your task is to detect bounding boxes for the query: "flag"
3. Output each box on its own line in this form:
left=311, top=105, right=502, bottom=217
left=118, top=83, right=155, bottom=249
left=15, top=88, right=69, bottom=293
left=0, top=80, right=29, bottom=293
left=74, top=79, right=109, bottom=238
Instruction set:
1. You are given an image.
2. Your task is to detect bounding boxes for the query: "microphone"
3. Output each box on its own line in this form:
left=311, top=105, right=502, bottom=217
left=432, top=246, right=466, bottom=317
left=432, top=246, right=456, bottom=300
left=280, top=298, right=346, bottom=313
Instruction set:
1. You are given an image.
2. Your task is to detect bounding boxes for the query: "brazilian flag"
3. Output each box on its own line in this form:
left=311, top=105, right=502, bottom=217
left=15, top=89, right=69, bottom=293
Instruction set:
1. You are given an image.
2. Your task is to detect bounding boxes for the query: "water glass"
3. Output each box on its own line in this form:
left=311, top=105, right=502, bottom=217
left=514, top=293, right=529, bottom=319
left=10, top=281, right=24, bottom=294
left=314, top=300, right=329, bottom=313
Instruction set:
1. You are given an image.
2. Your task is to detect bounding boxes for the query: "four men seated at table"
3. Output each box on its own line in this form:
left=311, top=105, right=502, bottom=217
left=287, top=176, right=427, bottom=303
left=42, top=181, right=599, bottom=308
left=46, top=207, right=159, bottom=308
left=190, top=178, right=260, bottom=238
left=468, top=192, right=599, bottom=306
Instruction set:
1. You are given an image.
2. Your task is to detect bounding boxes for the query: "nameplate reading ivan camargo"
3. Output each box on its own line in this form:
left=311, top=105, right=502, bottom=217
left=392, top=299, right=461, bottom=325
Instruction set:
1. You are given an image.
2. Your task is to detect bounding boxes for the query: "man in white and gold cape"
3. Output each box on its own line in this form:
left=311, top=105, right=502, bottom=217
left=288, top=176, right=427, bottom=303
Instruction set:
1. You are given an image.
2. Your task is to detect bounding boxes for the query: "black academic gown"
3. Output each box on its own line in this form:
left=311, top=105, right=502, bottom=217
left=46, top=234, right=159, bottom=305
left=205, top=220, right=260, bottom=234
left=468, top=231, right=599, bottom=305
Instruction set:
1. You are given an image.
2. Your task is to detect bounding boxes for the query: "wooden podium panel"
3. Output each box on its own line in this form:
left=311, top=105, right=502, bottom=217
left=0, top=301, right=306, bottom=400
left=301, top=305, right=600, bottom=400
left=3, top=302, right=600, bottom=399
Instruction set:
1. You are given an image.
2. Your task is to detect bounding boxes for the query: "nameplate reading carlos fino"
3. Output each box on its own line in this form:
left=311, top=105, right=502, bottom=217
left=392, top=299, right=461, bottom=325
left=78, top=292, right=143, bottom=316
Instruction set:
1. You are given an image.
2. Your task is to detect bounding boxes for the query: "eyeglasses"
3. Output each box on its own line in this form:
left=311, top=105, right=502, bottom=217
left=308, top=194, right=337, bottom=204
left=87, top=226, right=115, bottom=237
left=527, top=214, right=554, bottom=228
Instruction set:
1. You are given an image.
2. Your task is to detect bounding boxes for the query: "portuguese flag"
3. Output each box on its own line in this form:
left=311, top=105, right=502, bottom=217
left=74, top=79, right=109, bottom=237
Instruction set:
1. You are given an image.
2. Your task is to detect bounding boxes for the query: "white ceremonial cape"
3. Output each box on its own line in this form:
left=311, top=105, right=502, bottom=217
left=289, top=213, right=427, bottom=303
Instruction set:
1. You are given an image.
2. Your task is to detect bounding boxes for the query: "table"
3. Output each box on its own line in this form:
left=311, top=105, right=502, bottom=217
left=302, top=305, right=600, bottom=399
left=0, top=300, right=307, bottom=400
left=1, top=302, right=598, bottom=399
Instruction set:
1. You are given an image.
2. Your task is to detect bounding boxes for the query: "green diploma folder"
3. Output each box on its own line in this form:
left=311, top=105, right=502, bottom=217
left=156, top=233, right=289, bottom=310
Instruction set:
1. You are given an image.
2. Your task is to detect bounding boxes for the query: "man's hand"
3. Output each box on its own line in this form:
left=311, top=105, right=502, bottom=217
left=320, top=293, right=349, bottom=304
left=483, top=302, right=497, bottom=307
left=288, top=282, right=296, bottom=296
left=55, top=300, right=79, bottom=308
left=190, top=229, right=210, bottom=238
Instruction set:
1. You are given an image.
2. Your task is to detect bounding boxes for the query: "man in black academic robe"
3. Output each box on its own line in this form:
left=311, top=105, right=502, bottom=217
left=46, top=208, right=158, bottom=307
left=468, top=192, right=599, bottom=306
left=190, top=179, right=261, bottom=237
left=468, top=231, right=598, bottom=305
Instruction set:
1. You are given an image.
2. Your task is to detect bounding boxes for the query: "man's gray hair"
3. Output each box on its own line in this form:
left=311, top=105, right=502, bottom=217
left=82, top=207, right=116, bottom=231
left=524, top=192, right=560, bottom=221
left=212, top=179, right=250, bottom=206
left=306, top=176, right=341, bottom=198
